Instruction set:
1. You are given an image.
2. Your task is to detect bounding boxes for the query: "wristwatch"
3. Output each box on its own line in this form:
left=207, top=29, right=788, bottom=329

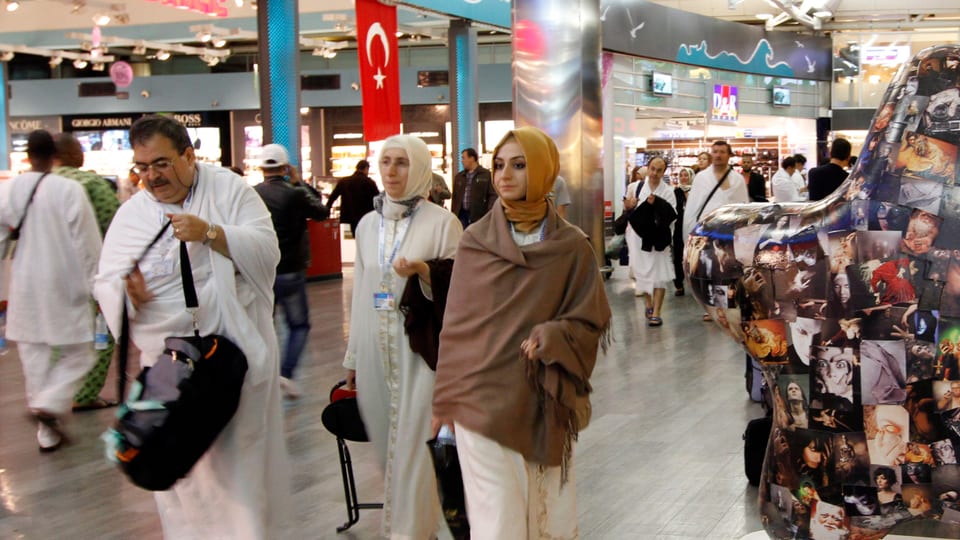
left=203, top=222, right=218, bottom=245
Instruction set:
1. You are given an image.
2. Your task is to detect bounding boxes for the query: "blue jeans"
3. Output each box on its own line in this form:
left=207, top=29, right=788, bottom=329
left=274, top=271, right=311, bottom=379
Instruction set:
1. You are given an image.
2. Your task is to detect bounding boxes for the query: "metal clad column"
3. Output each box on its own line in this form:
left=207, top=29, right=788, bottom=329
left=0, top=62, right=8, bottom=171
left=448, top=20, right=480, bottom=162
left=257, top=0, right=301, bottom=165
left=513, top=0, right=603, bottom=263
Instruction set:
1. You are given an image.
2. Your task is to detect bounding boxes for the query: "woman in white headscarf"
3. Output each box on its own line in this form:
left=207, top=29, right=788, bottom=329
left=343, top=134, right=462, bottom=539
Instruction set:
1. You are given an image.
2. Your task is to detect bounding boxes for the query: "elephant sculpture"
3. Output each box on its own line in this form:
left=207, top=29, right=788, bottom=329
left=686, top=45, right=960, bottom=539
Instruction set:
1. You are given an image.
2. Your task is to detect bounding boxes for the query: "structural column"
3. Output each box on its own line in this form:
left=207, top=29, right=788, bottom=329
left=512, top=0, right=603, bottom=262
left=0, top=62, right=8, bottom=171
left=257, top=0, right=301, bottom=165
left=448, top=20, right=480, bottom=163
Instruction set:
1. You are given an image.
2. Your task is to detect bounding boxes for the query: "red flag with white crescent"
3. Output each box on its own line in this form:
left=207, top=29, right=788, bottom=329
left=356, top=0, right=401, bottom=142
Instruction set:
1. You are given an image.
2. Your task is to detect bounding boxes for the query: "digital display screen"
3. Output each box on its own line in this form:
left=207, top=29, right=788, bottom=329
left=652, top=72, right=673, bottom=95
left=773, top=87, right=791, bottom=107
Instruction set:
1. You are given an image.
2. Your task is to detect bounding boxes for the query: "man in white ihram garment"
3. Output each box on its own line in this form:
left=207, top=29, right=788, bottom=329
left=94, top=115, right=290, bottom=539
left=683, top=140, right=748, bottom=240
left=0, top=129, right=102, bottom=452
left=343, top=134, right=463, bottom=539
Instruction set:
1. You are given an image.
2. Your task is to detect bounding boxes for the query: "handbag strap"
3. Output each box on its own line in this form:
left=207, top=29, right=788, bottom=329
left=694, top=167, right=732, bottom=223
left=117, top=220, right=173, bottom=402
left=178, top=240, right=201, bottom=331
left=12, top=172, right=49, bottom=236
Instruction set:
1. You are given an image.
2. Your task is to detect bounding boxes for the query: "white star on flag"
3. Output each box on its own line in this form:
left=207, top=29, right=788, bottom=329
left=373, top=67, right=387, bottom=89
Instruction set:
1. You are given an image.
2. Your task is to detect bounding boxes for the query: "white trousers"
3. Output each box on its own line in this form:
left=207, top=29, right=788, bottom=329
left=18, top=341, right=96, bottom=416
left=454, top=422, right=578, bottom=540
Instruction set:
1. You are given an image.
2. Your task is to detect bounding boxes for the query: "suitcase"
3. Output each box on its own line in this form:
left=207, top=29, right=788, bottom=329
left=743, top=415, right=772, bottom=487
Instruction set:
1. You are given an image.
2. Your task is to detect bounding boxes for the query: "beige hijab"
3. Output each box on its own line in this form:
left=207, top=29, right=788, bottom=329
left=376, top=134, right=434, bottom=219
left=492, top=127, right=559, bottom=233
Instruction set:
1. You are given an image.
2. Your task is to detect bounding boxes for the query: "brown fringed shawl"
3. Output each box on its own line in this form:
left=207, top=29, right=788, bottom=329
left=432, top=203, right=611, bottom=480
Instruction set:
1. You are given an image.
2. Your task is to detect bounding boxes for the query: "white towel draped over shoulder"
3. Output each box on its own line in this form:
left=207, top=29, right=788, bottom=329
left=94, top=163, right=290, bottom=540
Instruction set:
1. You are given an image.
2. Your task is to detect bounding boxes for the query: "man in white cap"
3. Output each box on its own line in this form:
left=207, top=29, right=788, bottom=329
left=254, top=143, right=328, bottom=399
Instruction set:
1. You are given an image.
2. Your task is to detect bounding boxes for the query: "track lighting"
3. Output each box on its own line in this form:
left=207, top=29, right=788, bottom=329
left=212, top=37, right=227, bottom=48
left=92, top=13, right=111, bottom=26
left=73, top=59, right=88, bottom=69
left=5, top=1, right=20, bottom=12
left=132, top=43, right=147, bottom=55
left=155, top=50, right=171, bottom=61
left=91, top=62, right=105, bottom=71
left=197, top=32, right=212, bottom=42
left=201, top=54, right=220, bottom=67
left=48, top=56, right=63, bottom=67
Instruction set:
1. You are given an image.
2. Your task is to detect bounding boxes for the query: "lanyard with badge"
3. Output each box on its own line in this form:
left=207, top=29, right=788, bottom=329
left=374, top=209, right=418, bottom=311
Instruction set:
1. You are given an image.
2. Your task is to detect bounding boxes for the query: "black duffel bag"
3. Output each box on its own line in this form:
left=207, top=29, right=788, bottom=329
left=104, top=225, right=247, bottom=491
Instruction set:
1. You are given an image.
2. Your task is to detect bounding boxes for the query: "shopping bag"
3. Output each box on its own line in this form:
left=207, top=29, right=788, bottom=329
left=426, top=431, right=470, bottom=540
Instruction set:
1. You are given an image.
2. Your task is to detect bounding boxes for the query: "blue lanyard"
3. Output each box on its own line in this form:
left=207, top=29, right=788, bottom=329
left=378, top=208, right=419, bottom=280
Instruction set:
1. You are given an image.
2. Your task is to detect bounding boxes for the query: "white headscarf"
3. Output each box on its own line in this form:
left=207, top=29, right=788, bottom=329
left=375, top=134, right=434, bottom=219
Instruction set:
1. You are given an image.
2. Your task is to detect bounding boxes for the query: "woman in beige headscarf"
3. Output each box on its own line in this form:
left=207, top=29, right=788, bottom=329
left=343, top=134, right=463, bottom=539
left=433, top=127, right=611, bottom=539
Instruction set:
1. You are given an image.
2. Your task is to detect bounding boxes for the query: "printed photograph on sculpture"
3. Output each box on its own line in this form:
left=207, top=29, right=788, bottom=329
left=832, top=432, right=870, bottom=485
left=936, top=316, right=960, bottom=377
left=744, top=319, right=790, bottom=364
left=902, top=209, right=942, bottom=256
left=786, top=317, right=821, bottom=372
left=811, top=346, right=859, bottom=412
left=865, top=404, right=910, bottom=467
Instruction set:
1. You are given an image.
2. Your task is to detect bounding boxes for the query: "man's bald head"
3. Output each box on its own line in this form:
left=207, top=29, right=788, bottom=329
left=54, top=132, right=85, bottom=168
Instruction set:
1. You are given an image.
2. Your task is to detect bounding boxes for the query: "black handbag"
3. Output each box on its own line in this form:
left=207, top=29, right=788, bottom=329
left=104, top=223, right=248, bottom=491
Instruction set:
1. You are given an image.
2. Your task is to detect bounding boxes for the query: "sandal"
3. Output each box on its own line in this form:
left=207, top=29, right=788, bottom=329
left=72, top=397, right=118, bottom=412
left=702, top=313, right=712, bottom=322
left=647, top=316, right=663, bottom=327
left=645, top=307, right=654, bottom=320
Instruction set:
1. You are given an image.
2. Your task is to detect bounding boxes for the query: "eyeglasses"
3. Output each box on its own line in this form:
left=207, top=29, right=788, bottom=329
left=131, top=157, right=177, bottom=178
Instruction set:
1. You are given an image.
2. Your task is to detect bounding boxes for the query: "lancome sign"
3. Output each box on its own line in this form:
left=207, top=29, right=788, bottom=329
left=8, top=116, right=60, bottom=134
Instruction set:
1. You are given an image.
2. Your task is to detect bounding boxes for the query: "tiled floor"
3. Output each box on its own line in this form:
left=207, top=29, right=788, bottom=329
left=2, top=264, right=774, bottom=539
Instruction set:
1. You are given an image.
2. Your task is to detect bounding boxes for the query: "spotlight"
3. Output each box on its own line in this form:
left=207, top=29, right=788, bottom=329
left=91, top=62, right=105, bottom=71
left=212, top=37, right=227, bottom=48
left=5, top=1, right=20, bottom=12
left=73, top=59, right=88, bottom=69
left=48, top=56, right=63, bottom=67
left=70, top=1, right=85, bottom=14
left=0, top=50, right=14, bottom=62
left=201, top=54, right=220, bottom=67
left=234, top=0, right=243, bottom=6
left=92, top=13, right=111, bottom=26
left=132, top=43, right=147, bottom=55
left=155, top=50, right=171, bottom=61
left=80, top=41, right=93, bottom=51
left=395, top=30, right=403, bottom=38
left=197, top=32, right=212, bottom=42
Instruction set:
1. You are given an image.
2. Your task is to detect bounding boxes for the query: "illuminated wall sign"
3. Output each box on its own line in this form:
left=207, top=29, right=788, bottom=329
left=862, top=46, right=910, bottom=65
left=711, top=84, right=738, bottom=123
left=144, top=0, right=229, bottom=18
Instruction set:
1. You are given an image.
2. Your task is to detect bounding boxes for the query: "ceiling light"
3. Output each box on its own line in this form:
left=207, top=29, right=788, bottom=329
left=155, top=50, right=170, bottom=61
left=234, top=0, right=243, bottom=6
left=212, top=37, right=227, bottom=48
left=71, top=1, right=85, bottom=14
left=5, top=1, right=19, bottom=12
left=91, top=62, right=105, bottom=71
left=92, top=13, right=111, bottom=26
left=48, top=56, right=63, bottom=67
left=0, top=50, right=14, bottom=62
left=755, top=13, right=772, bottom=20
left=73, top=59, right=88, bottom=69
left=201, top=54, right=220, bottom=67
left=395, top=31, right=403, bottom=38
left=299, top=107, right=309, bottom=115
left=813, top=10, right=832, bottom=18
left=197, top=32, right=212, bottom=42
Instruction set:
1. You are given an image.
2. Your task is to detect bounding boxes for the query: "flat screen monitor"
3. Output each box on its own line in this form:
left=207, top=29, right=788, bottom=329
left=773, top=87, right=791, bottom=107
left=652, top=72, right=673, bottom=95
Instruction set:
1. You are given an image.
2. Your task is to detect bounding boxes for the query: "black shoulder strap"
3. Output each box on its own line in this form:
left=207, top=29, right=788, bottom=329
left=116, top=220, right=173, bottom=402
left=695, top=167, right=733, bottom=223
left=11, top=172, right=49, bottom=238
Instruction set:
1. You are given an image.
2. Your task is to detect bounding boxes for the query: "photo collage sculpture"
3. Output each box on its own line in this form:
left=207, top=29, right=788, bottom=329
left=686, top=45, right=960, bottom=539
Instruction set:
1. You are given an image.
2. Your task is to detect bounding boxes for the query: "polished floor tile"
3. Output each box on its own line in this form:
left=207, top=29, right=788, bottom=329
left=1, top=264, right=774, bottom=539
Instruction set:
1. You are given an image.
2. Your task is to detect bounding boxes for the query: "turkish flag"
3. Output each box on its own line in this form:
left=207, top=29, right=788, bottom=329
left=356, top=0, right=401, bottom=142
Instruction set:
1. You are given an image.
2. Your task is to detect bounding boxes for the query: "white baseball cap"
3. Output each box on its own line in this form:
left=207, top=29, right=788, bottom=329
left=260, top=144, right=289, bottom=168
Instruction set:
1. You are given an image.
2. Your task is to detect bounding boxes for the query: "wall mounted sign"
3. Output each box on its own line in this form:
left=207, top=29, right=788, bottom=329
left=711, top=84, right=738, bottom=123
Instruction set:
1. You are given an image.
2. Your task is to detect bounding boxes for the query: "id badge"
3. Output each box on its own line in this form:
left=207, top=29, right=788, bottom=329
left=374, top=292, right=395, bottom=311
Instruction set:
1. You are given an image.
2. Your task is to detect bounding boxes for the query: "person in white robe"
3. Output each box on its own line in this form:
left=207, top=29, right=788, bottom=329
left=682, top=141, right=749, bottom=240
left=626, top=157, right=677, bottom=324
left=0, top=129, right=102, bottom=451
left=343, top=135, right=462, bottom=540
left=772, top=156, right=805, bottom=203
left=93, top=115, right=289, bottom=540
